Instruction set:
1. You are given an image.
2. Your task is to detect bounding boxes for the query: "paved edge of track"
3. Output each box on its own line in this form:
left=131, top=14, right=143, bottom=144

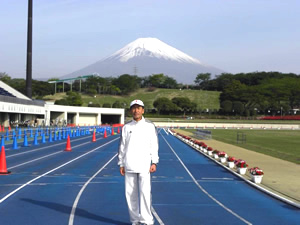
left=161, top=131, right=252, bottom=225
left=0, top=137, right=119, bottom=204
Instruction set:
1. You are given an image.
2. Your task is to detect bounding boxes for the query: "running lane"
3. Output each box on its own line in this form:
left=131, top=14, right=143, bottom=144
left=154, top=130, right=300, bottom=225
left=0, top=130, right=299, bottom=225
left=0, top=134, right=120, bottom=225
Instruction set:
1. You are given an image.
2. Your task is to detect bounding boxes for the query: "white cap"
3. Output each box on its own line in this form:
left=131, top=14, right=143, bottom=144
left=130, top=99, right=144, bottom=108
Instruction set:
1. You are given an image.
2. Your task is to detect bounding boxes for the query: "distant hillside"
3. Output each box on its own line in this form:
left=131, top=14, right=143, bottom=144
left=44, top=88, right=220, bottom=111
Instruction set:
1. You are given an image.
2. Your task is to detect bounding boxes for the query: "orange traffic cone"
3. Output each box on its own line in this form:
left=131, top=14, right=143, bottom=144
left=104, top=129, right=107, bottom=138
left=92, top=131, right=96, bottom=142
left=8, top=125, right=11, bottom=131
left=111, top=127, right=115, bottom=135
left=117, top=127, right=120, bottom=134
left=64, top=135, right=72, bottom=151
left=0, top=146, right=11, bottom=175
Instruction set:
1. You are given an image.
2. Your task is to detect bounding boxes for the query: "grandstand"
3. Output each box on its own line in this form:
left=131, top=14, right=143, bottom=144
left=0, top=87, right=15, bottom=97
left=0, top=80, right=124, bottom=127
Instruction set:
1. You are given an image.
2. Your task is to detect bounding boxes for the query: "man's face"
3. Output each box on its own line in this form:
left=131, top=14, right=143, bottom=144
left=130, top=105, right=144, bottom=121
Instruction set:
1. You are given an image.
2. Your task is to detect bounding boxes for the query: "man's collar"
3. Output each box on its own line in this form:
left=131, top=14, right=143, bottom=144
left=133, top=116, right=144, bottom=123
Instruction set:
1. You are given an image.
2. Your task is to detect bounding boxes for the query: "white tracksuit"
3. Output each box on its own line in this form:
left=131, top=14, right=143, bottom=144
left=118, top=117, right=159, bottom=224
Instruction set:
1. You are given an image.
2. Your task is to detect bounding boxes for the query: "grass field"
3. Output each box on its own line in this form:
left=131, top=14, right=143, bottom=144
left=185, top=129, right=300, bottom=164
left=147, top=117, right=300, bottom=124
left=44, top=88, right=221, bottom=110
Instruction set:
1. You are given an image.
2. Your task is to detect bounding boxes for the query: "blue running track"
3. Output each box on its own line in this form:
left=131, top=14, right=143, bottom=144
left=0, top=127, right=299, bottom=225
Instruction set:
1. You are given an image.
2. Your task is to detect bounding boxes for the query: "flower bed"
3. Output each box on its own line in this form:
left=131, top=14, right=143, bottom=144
left=212, top=150, right=219, bottom=159
left=227, top=156, right=236, bottom=168
left=260, top=115, right=300, bottom=120
left=218, top=151, right=227, bottom=163
left=235, top=159, right=248, bottom=168
left=227, top=156, right=236, bottom=162
left=207, top=147, right=213, bottom=155
left=235, top=159, right=248, bottom=174
left=203, top=145, right=208, bottom=153
left=249, top=167, right=264, bottom=176
left=249, top=167, right=264, bottom=183
left=218, top=151, right=227, bottom=158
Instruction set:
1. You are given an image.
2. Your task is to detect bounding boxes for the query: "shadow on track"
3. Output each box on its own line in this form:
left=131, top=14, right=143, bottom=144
left=21, top=198, right=130, bottom=225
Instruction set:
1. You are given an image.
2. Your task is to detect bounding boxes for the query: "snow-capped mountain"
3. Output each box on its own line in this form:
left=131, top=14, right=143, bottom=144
left=62, top=38, right=223, bottom=84
left=107, top=38, right=202, bottom=64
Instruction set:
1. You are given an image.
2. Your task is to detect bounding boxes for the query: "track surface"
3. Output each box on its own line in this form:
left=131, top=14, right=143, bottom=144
left=0, top=128, right=299, bottom=225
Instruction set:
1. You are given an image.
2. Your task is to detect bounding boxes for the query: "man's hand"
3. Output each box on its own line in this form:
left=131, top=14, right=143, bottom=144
left=120, top=167, right=125, bottom=176
left=149, top=164, right=157, bottom=173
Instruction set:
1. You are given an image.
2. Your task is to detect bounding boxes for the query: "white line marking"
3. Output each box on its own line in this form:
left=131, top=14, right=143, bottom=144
left=8, top=140, right=91, bottom=170
left=151, top=206, right=165, bottom=225
left=162, top=128, right=168, bottom=135
left=8, top=151, right=62, bottom=169
left=0, top=137, right=119, bottom=204
left=161, top=135, right=252, bottom=225
left=68, top=154, right=118, bottom=225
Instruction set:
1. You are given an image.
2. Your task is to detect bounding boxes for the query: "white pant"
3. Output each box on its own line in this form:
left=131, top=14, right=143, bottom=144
left=125, top=172, right=154, bottom=224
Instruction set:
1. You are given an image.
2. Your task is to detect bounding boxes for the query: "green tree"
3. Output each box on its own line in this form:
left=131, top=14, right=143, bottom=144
left=66, top=91, right=82, bottom=106
left=162, top=76, right=178, bottom=89
left=148, top=74, right=165, bottom=87
left=112, top=101, right=125, bottom=108
left=153, top=97, right=179, bottom=114
left=232, top=101, right=245, bottom=115
left=194, top=73, right=211, bottom=89
left=55, top=99, right=69, bottom=105
left=55, top=91, right=83, bottom=106
left=172, top=97, right=197, bottom=116
left=221, top=100, right=233, bottom=115
left=113, top=74, right=140, bottom=95
left=0, top=72, right=11, bottom=83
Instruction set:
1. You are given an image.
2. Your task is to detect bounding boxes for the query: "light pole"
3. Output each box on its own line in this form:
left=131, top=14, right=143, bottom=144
left=26, top=0, right=33, bottom=98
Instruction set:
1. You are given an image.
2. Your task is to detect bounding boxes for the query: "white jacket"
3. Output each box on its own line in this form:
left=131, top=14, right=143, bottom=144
left=118, top=117, right=159, bottom=173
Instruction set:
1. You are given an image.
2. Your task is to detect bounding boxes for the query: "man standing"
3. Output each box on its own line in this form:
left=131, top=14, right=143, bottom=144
left=118, top=99, right=159, bottom=225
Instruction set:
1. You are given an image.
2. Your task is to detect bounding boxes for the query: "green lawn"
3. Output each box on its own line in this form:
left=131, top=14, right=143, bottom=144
left=50, top=88, right=221, bottom=110
left=148, top=117, right=300, bottom=124
left=186, top=129, right=300, bottom=164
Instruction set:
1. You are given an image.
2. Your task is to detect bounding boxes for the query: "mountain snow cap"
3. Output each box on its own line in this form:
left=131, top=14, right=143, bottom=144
left=106, top=37, right=203, bottom=64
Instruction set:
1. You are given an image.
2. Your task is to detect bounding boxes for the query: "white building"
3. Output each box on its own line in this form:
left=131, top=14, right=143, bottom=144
left=0, top=81, right=124, bottom=127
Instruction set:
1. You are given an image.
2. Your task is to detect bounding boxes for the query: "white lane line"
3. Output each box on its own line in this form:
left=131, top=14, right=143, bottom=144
left=7, top=140, right=91, bottom=170
left=8, top=151, right=62, bottom=169
left=0, top=137, right=119, bottom=204
left=151, top=206, right=165, bottom=225
left=161, top=135, right=252, bottom=225
left=6, top=134, right=100, bottom=158
left=68, top=153, right=117, bottom=225
left=162, top=128, right=168, bottom=135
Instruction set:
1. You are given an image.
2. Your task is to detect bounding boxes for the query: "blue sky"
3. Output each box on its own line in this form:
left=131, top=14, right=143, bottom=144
left=0, top=0, right=299, bottom=79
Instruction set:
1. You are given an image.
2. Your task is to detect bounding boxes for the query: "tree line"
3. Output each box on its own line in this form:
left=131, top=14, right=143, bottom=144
left=194, top=72, right=300, bottom=116
left=1, top=71, right=300, bottom=116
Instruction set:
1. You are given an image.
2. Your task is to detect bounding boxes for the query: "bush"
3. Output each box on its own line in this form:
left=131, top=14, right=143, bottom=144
left=88, top=103, right=101, bottom=107
left=102, top=103, right=111, bottom=108
left=55, top=99, right=68, bottom=105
